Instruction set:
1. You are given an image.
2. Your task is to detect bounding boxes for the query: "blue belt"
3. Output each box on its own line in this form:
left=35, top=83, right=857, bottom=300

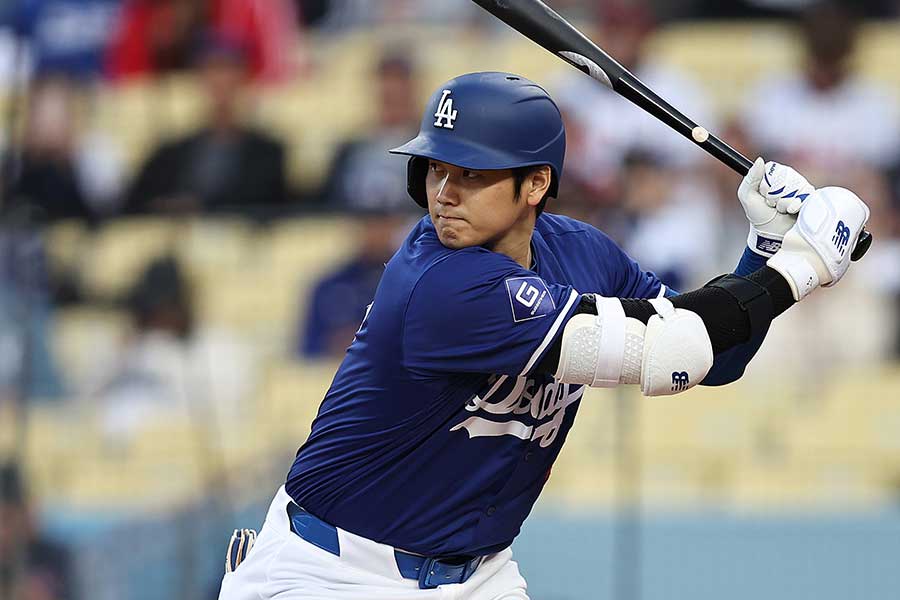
left=286, top=502, right=483, bottom=589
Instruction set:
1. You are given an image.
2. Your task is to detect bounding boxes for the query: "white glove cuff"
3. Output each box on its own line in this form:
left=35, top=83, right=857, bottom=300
left=747, top=228, right=784, bottom=257
left=767, top=250, right=820, bottom=301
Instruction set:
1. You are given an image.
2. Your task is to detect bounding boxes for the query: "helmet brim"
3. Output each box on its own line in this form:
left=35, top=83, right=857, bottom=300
left=389, top=134, right=554, bottom=174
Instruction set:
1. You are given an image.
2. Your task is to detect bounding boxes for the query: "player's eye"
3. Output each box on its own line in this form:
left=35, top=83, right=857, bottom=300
left=462, top=170, right=481, bottom=180
left=429, top=162, right=445, bottom=175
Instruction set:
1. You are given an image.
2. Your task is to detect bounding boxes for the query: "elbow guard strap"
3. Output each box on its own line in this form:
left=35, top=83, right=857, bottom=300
left=554, top=297, right=627, bottom=387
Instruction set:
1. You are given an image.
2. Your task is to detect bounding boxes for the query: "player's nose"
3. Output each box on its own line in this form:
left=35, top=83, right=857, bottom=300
left=435, top=176, right=460, bottom=205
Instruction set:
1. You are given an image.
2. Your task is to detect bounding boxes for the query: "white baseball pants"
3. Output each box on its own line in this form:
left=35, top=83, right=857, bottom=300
left=217, top=486, right=530, bottom=600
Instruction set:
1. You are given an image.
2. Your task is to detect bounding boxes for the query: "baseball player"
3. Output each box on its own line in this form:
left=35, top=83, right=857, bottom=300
left=218, top=72, right=870, bottom=599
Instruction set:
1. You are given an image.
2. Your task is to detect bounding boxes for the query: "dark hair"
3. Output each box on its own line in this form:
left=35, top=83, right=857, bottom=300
left=512, top=165, right=553, bottom=216
left=126, top=256, right=194, bottom=338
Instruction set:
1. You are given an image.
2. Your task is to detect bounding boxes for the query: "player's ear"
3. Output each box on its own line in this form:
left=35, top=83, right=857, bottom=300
left=525, top=166, right=552, bottom=207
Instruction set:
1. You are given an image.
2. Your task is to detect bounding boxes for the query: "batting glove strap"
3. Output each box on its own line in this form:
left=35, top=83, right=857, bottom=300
left=747, top=228, right=784, bottom=258
left=767, top=251, right=820, bottom=301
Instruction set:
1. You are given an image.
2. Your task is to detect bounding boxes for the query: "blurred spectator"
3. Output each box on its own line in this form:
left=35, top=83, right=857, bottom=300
left=298, top=211, right=407, bottom=359
left=215, top=0, right=303, bottom=81
left=0, top=462, right=74, bottom=600
left=294, top=0, right=330, bottom=27
left=0, top=229, right=66, bottom=402
left=619, top=151, right=719, bottom=291
left=320, top=51, right=421, bottom=213
left=91, top=256, right=257, bottom=437
left=551, top=0, right=717, bottom=209
left=740, top=1, right=900, bottom=177
left=106, top=0, right=206, bottom=77
left=304, top=0, right=482, bottom=31
left=107, top=0, right=300, bottom=82
left=1, top=0, right=121, bottom=80
left=853, top=164, right=900, bottom=358
left=685, top=0, right=898, bottom=19
left=3, top=74, right=125, bottom=223
left=125, top=34, right=286, bottom=215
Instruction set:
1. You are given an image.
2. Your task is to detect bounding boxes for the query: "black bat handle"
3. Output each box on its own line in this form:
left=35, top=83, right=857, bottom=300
left=708, top=137, right=753, bottom=175
left=615, top=75, right=751, bottom=175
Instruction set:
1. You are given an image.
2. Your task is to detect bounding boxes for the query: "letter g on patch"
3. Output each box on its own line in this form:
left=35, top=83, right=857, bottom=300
left=505, top=276, right=555, bottom=323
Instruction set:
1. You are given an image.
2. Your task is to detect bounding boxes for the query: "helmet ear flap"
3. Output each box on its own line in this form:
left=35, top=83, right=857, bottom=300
left=407, top=157, right=429, bottom=208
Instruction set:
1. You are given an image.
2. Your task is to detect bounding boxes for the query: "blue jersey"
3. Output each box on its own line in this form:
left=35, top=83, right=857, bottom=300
left=5, top=0, right=121, bottom=78
left=286, top=213, right=665, bottom=557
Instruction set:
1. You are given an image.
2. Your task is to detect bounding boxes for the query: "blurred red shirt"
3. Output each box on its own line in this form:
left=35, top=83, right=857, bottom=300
left=106, top=0, right=299, bottom=82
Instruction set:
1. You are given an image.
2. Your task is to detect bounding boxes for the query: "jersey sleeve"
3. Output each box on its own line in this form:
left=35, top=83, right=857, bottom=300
left=590, top=228, right=665, bottom=299
left=402, top=250, right=581, bottom=378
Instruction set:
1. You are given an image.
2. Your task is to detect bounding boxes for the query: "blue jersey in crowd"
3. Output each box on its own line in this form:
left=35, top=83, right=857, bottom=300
left=286, top=212, right=760, bottom=557
left=5, top=0, right=121, bottom=77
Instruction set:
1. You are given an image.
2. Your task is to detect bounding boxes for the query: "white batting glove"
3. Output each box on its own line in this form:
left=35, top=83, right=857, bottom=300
left=767, top=187, right=870, bottom=301
left=738, top=157, right=816, bottom=257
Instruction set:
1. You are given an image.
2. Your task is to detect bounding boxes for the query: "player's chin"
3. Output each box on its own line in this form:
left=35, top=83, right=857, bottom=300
left=436, top=227, right=477, bottom=250
left=434, top=219, right=474, bottom=249
left=436, top=231, right=467, bottom=249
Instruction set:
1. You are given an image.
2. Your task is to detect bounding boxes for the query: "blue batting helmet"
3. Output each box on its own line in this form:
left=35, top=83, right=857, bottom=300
left=389, top=72, right=566, bottom=208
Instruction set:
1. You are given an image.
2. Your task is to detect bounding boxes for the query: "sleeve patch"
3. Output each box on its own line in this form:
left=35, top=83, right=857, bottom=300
left=505, top=276, right=555, bottom=323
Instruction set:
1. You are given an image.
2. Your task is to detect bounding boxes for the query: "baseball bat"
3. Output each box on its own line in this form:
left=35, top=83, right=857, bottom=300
left=471, top=0, right=872, bottom=261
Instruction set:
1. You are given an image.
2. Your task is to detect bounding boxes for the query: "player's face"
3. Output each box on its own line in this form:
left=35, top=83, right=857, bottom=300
left=425, top=160, right=539, bottom=253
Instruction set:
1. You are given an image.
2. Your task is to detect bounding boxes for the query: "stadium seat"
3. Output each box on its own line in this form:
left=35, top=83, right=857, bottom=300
left=51, top=307, right=128, bottom=391
left=79, top=218, right=181, bottom=298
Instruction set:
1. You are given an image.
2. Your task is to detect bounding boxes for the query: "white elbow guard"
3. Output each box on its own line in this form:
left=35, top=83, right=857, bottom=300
left=555, top=296, right=714, bottom=396
left=640, top=298, right=714, bottom=396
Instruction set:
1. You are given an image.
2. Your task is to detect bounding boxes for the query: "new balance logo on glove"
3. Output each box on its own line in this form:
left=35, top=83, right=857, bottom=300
left=755, top=236, right=782, bottom=255
left=832, top=221, right=851, bottom=256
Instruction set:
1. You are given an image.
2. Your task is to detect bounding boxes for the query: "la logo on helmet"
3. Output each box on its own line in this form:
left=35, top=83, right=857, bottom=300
left=433, top=90, right=458, bottom=129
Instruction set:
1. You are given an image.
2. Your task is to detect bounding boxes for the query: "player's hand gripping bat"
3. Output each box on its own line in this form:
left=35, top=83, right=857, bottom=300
left=471, top=0, right=872, bottom=261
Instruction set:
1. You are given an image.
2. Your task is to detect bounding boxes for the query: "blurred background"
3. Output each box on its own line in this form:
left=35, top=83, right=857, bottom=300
left=1, top=0, right=899, bottom=599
